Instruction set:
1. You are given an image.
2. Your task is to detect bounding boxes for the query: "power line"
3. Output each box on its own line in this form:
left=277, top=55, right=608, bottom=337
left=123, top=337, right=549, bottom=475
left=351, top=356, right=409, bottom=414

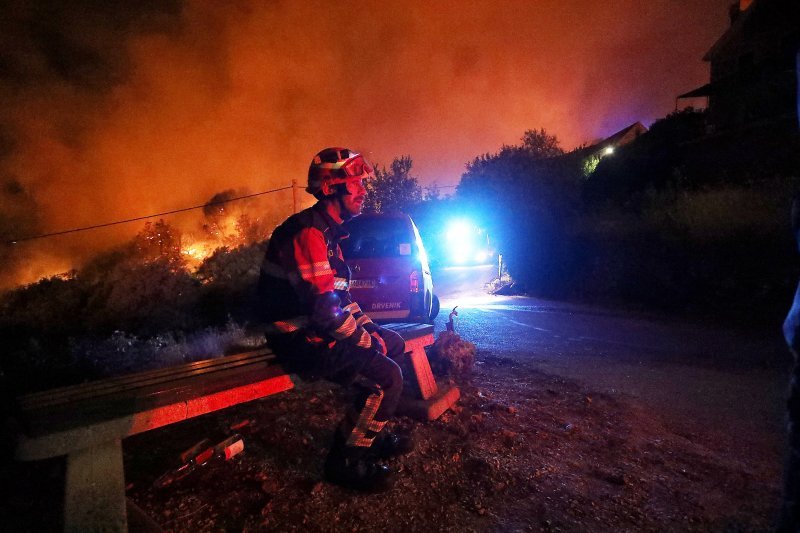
left=6, top=185, right=293, bottom=245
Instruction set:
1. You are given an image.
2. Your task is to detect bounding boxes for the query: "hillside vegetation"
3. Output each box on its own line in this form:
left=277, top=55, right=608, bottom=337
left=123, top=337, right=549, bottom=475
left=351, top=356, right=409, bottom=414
left=1, top=111, right=798, bottom=394
left=458, top=110, right=800, bottom=326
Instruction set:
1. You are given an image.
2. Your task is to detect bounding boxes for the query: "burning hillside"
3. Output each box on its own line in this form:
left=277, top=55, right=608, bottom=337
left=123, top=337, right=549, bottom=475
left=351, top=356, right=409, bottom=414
left=0, top=186, right=295, bottom=290
left=0, top=0, right=733, bottom=289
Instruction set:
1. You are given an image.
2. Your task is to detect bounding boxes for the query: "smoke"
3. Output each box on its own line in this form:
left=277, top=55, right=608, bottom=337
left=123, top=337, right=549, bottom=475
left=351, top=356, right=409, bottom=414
left=203, top=190, right=238, bottom=218
left=0, top=0, right=732, bottom=288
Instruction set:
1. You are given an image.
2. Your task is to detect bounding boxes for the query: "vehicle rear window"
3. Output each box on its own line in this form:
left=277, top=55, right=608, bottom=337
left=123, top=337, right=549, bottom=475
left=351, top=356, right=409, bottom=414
left=341, top=217, right=415, bottom=259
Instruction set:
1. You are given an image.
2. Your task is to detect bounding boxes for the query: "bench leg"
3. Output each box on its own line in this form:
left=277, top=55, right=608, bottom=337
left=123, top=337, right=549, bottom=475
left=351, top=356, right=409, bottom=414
left=397, top=335, right=460, bottom=421
left=403, top=336, right=439, bottom=400
left=64, top=439, right=128, bottom=532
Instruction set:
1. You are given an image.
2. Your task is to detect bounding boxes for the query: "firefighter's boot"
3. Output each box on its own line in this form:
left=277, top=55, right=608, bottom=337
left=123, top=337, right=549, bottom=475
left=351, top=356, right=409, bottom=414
left=369, top=431, right=414, bottom=459
left=324, top=441, right=393, bottom=492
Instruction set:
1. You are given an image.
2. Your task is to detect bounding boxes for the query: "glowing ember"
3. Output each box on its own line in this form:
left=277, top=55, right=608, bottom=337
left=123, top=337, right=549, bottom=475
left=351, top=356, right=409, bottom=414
left=181, top=240, right=215, bottom=269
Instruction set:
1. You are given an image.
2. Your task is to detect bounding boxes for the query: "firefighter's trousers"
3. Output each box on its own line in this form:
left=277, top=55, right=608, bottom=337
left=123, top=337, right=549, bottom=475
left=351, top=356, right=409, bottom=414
left=267, top=325, right=405, bottom=448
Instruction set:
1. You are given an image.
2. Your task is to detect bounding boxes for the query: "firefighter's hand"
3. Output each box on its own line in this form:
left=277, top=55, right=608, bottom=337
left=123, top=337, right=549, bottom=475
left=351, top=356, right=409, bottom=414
left=370, top=331, right=387, bottom=355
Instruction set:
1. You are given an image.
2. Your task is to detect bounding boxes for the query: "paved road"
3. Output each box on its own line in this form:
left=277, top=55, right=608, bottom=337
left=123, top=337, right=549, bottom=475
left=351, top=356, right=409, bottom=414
left=432, top=264, right=792, bottom=457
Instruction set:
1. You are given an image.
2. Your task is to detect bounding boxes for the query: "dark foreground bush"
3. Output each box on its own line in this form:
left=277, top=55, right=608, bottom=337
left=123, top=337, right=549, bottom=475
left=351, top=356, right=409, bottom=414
left=458, top=122, right=799, bottom=327
left=0, top=242, right=267, bottom=393
left=573, top=179, right=798, bottom=326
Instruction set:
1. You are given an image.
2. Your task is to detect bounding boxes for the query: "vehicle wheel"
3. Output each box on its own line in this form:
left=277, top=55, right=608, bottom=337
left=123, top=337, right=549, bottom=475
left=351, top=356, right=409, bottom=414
left=427, top=294, right=440, bottom=323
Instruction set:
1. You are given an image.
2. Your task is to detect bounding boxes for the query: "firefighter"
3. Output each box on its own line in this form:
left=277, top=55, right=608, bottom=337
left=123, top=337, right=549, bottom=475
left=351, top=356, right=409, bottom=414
left=257, top=147, right=412, bottom=492
left=782, top=195, right=800, bottom=531
left=778, top=48, right=800, bottom=533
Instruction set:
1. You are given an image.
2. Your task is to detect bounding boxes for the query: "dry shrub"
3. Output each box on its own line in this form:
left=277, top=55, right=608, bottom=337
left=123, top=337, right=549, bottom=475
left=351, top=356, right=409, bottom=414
left=642, top=182, right=791, bottom=242
left=68, top=321, right=254, bottom=379
left=429, top=330, right=476, bottom=378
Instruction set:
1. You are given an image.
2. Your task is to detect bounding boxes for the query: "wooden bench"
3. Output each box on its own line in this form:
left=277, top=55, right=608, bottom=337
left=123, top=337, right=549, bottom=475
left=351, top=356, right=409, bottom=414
left=13, top=348, right=292, bottom=532
left=11, top=323, right=457, bottom=532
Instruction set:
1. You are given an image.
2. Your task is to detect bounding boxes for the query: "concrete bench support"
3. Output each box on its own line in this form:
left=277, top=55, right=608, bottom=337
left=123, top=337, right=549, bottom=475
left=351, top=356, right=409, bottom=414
left=65, top=439, right=127, bottom=532
left=384, top=323, right=461, bottom=421
left=13, top=348, right=292, bottom=532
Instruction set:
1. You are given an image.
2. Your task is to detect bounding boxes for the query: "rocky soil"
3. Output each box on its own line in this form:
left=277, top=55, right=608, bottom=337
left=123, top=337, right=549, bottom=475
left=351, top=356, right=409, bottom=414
left=0, top=337, right=783, bottom=532
left=113, top=350, right=782, bottom=532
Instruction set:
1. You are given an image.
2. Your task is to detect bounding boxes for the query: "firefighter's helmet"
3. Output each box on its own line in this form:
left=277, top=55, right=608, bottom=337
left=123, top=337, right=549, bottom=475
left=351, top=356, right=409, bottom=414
left=307, top=147, right=375, bottom=197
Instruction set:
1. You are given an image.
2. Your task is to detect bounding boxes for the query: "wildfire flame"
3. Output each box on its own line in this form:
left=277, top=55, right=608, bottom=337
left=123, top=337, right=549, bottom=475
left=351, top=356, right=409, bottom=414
left=180, top=212, right=262, bottom=270
left=181, top=239, right=216, bottom=268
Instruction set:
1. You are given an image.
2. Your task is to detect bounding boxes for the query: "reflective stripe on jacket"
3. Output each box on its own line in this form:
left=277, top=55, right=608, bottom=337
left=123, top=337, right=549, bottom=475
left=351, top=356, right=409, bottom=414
left=257, top=202, right=376, bottom=347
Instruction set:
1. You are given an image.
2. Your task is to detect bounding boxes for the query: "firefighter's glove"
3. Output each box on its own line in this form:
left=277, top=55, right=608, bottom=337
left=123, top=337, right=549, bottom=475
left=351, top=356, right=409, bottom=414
left=312, top=291, right=344, bottom=331
left=370, top=332, right=387, bottom=356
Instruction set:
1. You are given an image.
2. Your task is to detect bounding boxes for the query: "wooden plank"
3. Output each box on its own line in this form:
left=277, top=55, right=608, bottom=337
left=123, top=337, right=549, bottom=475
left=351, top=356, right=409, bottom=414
left=21, top=349, right=266, bottom=403
left=184, top=374, right=294, bottom=418
left=64, top=439, right=127, bottom=532
left=20, top=352, right=276, bottom=412
left=20, top=348, right=274, bottom=409
left=19, top=350, right=273, bottom=406
left=383, top=323, right=434, bottom=340
left=16, top=372, right=294, bottom=460
left=20, top=361, right=290, bottom=437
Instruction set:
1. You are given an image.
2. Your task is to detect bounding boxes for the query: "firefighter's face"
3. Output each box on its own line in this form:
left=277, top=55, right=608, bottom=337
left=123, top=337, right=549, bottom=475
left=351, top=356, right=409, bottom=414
left=340, top=178, right=366, bottom=216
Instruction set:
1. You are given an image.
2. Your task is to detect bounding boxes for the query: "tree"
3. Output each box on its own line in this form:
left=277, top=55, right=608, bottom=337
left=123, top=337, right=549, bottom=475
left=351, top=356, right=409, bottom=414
left=363, top=155, right=423, bottom=214
left=463, top=128, right=565, bottom=179
left=457, top=127, right=582, bottom=296
left=520, top=128, right=564, bottom=159
left=133, top=219, right=185, bottom=271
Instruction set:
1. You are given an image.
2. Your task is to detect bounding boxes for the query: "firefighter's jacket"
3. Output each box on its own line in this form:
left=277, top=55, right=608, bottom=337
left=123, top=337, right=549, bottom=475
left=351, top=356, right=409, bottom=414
left=258, top=202, right=377, bottom=348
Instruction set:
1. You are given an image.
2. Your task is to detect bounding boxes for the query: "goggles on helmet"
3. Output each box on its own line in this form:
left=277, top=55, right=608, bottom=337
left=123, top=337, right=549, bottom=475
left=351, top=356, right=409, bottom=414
left=307, top=147, right=375, bottom=197
left=337, top=154, right=374, bottom=179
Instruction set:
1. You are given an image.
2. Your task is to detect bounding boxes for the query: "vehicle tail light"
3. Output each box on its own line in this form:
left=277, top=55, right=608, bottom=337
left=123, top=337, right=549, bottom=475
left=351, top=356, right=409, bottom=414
left=410, top=270, right=421, bottom=293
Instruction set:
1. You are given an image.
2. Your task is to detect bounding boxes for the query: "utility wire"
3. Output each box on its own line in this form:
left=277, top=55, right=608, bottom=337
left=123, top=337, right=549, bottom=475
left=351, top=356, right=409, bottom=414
left=6, top=185, right=293, bottom=245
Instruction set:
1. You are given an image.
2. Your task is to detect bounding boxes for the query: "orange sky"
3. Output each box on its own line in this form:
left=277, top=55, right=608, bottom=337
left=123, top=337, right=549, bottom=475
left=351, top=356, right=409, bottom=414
left=0, top=0, right=734, bottom=285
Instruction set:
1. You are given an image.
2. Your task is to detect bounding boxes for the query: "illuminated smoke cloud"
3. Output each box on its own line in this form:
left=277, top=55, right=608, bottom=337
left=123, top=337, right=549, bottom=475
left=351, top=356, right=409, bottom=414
left=203, top=189, right=237, bottom=219
left=0, top=0, right=732, bottom=288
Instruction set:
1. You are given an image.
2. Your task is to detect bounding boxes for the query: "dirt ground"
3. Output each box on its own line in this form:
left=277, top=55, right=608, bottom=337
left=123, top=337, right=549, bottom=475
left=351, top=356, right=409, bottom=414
left=110, top=347, right=783, bottom=532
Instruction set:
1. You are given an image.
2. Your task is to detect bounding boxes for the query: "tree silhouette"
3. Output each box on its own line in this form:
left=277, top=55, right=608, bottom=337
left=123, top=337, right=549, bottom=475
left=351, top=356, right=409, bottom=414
left=520, top=128, right=564, bottom=159
left=458, top=127, right=581, bottom=296
left=363, top=155, right=423, bottom=214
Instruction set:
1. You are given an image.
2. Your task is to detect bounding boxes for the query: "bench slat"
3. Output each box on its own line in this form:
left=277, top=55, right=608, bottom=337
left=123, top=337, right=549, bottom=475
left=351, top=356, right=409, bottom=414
left=20, top=348, right=273, bottom=407
left=20, top=353, right=286, bottom=437
left=16, top=372, right=294, bottom=461
left=382, top=323, right=433, bottom=340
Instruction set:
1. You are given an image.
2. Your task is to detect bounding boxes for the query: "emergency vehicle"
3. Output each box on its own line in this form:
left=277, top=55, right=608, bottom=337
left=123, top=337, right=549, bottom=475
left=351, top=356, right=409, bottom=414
left=342, top=213, right=439, bottom=323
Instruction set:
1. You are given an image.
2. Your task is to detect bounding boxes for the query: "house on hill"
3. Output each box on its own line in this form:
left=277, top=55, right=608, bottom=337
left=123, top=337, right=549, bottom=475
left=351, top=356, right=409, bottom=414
left=574, top=122, right=648, bottom=159
left=569, top=122, right=648, bottom=177
left=592, top=122, right=648, bottom=153
left=677, top=0, right=799, bottom=132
